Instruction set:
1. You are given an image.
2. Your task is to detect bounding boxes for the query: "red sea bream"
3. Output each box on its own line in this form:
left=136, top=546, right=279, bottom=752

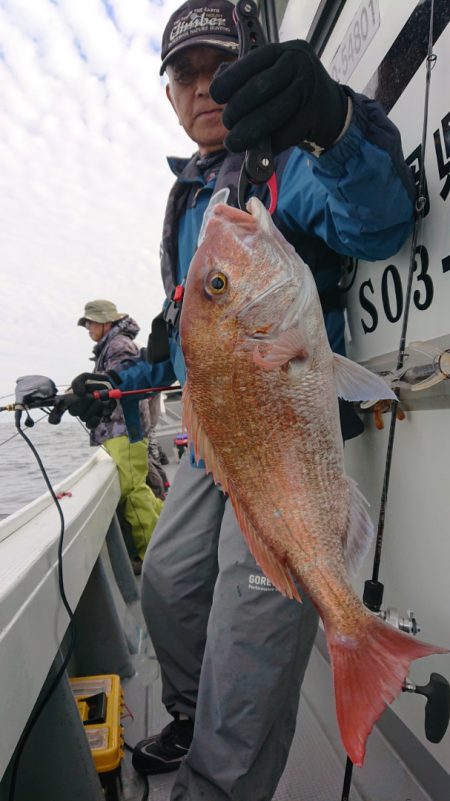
left=179, top=196, right=447, bottom=766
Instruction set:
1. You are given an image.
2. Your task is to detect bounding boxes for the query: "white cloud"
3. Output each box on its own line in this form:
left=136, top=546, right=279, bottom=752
left=0, top=0, right=194, bottom=398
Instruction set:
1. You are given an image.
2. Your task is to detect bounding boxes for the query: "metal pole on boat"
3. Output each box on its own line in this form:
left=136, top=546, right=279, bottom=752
left=260, top=0, right=279, bottom=43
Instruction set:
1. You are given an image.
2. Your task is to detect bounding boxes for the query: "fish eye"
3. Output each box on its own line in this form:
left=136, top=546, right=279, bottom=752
left=207, top=271, right=228, bottom=295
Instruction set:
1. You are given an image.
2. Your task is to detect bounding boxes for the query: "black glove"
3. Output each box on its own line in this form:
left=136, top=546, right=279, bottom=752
left=210, top=40, right=348, bottom=156
left=67, top=371, right=120, bottom=429
left=48, top=396, right=69, bottom=425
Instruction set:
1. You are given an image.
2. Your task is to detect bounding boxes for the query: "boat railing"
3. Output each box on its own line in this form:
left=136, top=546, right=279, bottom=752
left=0, top=449, right=134, bottom=799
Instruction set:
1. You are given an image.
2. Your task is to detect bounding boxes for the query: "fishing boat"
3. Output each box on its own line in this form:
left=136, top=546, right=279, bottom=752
left=0, top=1, right=449, bottom=800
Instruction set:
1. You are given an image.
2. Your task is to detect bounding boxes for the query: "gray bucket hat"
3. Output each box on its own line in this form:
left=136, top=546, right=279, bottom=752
left=78, top=300, right=127, bottom=326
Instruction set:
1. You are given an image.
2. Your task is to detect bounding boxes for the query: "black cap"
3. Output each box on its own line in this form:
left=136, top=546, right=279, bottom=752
left=160, top=0, right=239, bottom=75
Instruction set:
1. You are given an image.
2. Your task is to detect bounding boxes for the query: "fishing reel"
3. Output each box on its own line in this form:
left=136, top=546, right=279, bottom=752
left=379, top=606, right=420, bottom=635
left=403, top=674, right=450, bottom=744
left=364, top=579, right=450, bottom=744
left=0, top=375, right=74, bottom=427
left=0, top=376, right=58, bottom=427
left=1, top=375, right=184, bottom=429
left=382, top=608, right=450, bottom=742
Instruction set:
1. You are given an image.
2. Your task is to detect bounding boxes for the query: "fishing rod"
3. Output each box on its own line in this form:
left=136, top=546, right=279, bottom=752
left=1, top=382, right=183, bottom=423
left=89, top=385, right=181, bottom=401
left=0, top=384, right=182, bottom=411
left=0, top=414, right=49, bottom=448
left=221, top=1, right=449, bottom=792
left=233, top=2, right=449, bottom=795
left=341, top=1, right=449, bottom=798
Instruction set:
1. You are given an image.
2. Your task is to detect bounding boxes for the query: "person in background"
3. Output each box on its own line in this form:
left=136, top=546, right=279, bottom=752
left=77, top=299, right=164, bottom=574
left=67, top=2, right=416, bottom=798
left=146, top=393, right=171, bottom=501
left=146, top=448, right=168, bottom=501
left=148, top=393, right=170, bottom=468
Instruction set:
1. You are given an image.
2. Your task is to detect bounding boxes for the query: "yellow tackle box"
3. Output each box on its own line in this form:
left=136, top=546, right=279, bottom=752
left=70, top=674, right=124, bottom=775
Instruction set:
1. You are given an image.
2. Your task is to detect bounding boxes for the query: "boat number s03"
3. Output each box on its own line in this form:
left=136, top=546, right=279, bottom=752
left=359, top=245, right=433, bottom=334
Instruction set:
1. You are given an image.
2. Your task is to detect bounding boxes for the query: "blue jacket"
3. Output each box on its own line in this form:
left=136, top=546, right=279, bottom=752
left=118, top=91, right=415, bottom=441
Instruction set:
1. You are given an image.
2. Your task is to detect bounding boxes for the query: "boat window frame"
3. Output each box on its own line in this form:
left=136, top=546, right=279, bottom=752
left=305, top=0, right=347, bottom=53
left=261, top=0, right=347, bottom=54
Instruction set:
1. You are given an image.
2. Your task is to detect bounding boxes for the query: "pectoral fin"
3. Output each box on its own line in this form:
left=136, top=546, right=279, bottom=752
left=333, top=354, right=396, bottom=402
left=253, top=328, right=309, bottom=371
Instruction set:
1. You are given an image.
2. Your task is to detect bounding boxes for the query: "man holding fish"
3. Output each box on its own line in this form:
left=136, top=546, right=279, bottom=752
left=67, top=2, right=442, bottom=799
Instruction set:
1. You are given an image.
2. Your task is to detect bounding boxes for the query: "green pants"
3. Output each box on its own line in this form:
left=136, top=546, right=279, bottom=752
left=104, top=436, right=164, bottom=560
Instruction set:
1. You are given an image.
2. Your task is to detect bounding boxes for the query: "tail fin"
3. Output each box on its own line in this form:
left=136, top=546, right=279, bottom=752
left=325, top=615, right=448, bottom=766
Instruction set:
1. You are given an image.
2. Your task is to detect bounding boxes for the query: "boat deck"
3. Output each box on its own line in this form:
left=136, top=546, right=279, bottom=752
left=0, top=405, right=447, bottom=801
left=119, top=628, right=434, bottom=801
left=0, top=397, right=447, bottom=801
left=116, top=459, right=435, bottom=801
left=119, top=647, right=363, bottom=801
left=112, top=400, right=443, bottom=801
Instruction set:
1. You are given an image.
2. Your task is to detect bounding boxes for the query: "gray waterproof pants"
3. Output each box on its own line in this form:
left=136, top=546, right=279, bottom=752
left=141, top=454, right=319, bottom=801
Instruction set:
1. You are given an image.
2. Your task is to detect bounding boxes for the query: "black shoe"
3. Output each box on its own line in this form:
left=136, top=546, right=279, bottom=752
left=158, top=445, right=169, bottom=466
left=132, top=718, right=194, bottom=775
left=131, top=557, right=142, bottom=576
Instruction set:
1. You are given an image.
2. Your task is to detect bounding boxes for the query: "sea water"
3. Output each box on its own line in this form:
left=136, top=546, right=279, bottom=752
left=0, top=412, right=93, bottom=518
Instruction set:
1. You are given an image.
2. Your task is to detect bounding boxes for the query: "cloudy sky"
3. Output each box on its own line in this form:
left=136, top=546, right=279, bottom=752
left=0, top=0, right=195, bottom=399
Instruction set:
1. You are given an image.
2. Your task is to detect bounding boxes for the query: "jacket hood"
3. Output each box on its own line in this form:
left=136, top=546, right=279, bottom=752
left=92, top=315, right=140, bottom=358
